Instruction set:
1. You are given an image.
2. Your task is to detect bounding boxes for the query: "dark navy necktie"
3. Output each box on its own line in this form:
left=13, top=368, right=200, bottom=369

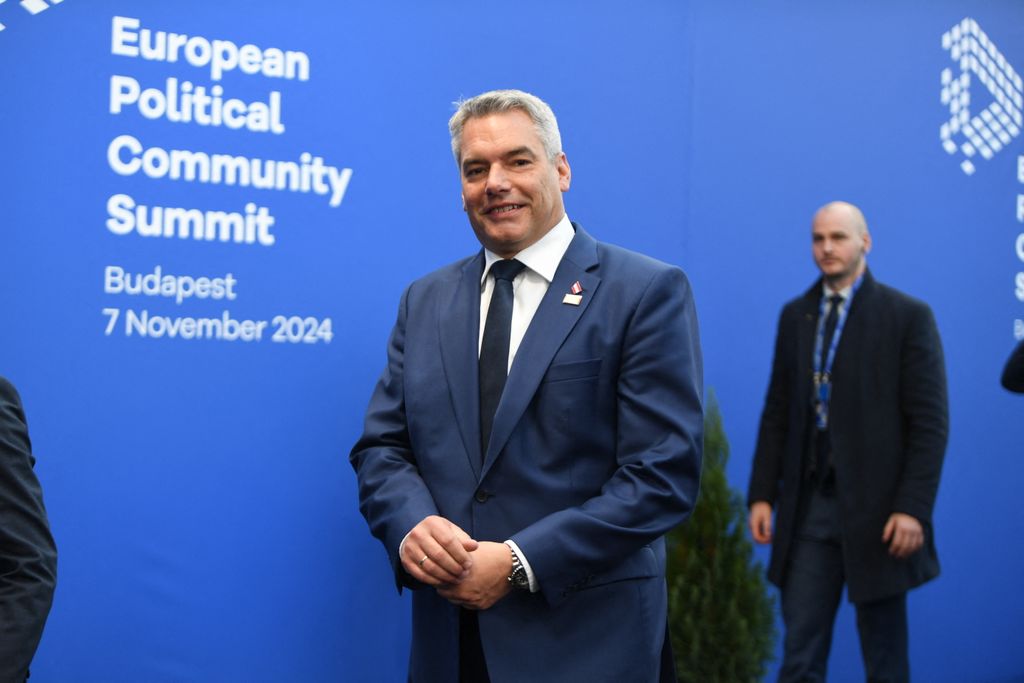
left=821, top=294, right=843, bottom=359
left=479, top=259, right=526, bottom=458
left=815, top=293, right=844, bottom=490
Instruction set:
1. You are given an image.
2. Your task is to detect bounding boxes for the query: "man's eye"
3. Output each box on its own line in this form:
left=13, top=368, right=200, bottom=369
left=512, top=159, right=531, bottom=167
left=464, top=168, right=484, bottom=178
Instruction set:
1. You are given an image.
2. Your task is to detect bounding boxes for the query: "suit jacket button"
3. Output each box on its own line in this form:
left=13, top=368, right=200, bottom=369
left=474, top=490, right=490, bottom=503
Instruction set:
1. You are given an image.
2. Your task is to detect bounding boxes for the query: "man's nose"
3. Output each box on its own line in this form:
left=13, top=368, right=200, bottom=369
left=485, top=166, right=510, bottom=194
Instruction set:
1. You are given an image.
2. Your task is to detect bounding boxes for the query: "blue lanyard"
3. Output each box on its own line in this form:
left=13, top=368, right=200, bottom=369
left=812, top=275, right=863, bottom=429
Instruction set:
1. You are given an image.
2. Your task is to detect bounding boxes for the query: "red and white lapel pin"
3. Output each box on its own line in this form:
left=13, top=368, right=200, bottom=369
left=563, top=281, right=584, bottom=306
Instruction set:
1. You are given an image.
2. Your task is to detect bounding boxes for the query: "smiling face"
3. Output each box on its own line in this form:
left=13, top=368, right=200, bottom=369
left=458, top=110, right=571, bottom=258
left=811, top=202, right=871, bottom=290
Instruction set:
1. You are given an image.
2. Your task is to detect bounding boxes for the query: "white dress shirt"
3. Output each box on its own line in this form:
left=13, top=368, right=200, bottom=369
left=479, top=214, right=575, bottom=370
left=822, top=281, right=852, bottom=311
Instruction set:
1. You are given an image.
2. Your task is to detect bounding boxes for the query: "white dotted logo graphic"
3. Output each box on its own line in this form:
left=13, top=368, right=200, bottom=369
left=940, top=17, right=1023, bottom=176
left=0, top=0, right=65, bottom=32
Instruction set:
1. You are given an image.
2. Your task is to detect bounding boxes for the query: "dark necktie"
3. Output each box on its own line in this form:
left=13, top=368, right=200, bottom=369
left=479, top=259, right=526, bottom=457
left=815, top=293, right=844, bottom=491
left=821, top=294, right=843, bottom=358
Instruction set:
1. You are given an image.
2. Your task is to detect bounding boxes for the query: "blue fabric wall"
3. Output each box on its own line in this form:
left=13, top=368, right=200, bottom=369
left=1, top=1, right=1021, bottom=680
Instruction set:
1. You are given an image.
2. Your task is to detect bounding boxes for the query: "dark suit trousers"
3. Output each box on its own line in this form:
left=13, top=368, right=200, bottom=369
left=779, top=488, right=909, bottom=683
left=459, top=608, right=490, bottom=683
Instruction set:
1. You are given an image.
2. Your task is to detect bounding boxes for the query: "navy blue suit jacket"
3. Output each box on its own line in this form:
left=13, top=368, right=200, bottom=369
left=351, top=226, right=703, bottom=682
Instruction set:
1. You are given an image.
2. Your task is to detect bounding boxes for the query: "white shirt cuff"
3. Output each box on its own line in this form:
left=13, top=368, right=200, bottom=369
left=505, top=539, right=539, bottom=593
left=398, top=531, right=411, bottom=561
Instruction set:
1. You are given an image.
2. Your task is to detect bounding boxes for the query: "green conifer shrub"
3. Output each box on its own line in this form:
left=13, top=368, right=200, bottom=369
left=666, top=392, right=776, bottom=682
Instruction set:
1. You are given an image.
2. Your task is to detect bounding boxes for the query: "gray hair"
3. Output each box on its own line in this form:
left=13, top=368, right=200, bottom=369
left=448, top=89, right=562, bottom=163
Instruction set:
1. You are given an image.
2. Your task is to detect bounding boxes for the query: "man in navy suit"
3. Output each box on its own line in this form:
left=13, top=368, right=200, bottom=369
left=0, top=376, right=57, bottom=683
left=748, top=202, right=948, bottom=682
left=350, top=89, right=703, bottom=682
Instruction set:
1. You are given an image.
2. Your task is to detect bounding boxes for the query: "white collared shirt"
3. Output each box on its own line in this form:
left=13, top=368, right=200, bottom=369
left=821, top=281, right=852, bottom=315
left=479, top=214, right=575, bottom=372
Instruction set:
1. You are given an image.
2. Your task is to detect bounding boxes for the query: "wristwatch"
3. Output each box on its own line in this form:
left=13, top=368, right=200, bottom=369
left=505, top=543, right=530, bottom=591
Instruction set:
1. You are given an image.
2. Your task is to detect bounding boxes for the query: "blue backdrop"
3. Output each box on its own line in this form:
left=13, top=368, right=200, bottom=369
left=1, top=1, right=1022, bottom=681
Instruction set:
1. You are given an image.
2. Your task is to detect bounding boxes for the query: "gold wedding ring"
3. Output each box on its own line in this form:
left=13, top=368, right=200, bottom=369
left=418, top=555, right=429, bottom=567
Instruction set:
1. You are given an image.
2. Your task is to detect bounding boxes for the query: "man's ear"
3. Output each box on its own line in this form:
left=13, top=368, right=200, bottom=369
left=557, top=153, right=571, bottom=192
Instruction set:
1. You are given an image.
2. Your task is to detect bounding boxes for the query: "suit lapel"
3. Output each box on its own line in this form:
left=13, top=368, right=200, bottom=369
left=438, top=253, right=485, bottom=479
left=481, top=226, right=601, bottom=477
left=796, top=282, right=820, bottom=405
left=831, top=269, right=876, bottom=379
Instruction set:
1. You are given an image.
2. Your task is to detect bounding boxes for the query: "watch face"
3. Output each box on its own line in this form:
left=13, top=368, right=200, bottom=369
left=511, top=567, right=529, bottom=589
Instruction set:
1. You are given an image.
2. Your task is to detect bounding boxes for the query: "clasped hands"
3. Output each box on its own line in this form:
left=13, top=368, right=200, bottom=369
left=402, top=515, right=513, bottom=610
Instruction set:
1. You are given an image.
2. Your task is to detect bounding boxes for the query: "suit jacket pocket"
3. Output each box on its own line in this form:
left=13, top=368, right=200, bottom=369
left=541, top=358, right=602, bottom=384
left=569, top=545, right=660, bottom=594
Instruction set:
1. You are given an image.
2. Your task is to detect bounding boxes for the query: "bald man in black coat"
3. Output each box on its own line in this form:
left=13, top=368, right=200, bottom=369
left=0, top=377, right=57, bottom=682
left=748, top=203, right=948, bottom=683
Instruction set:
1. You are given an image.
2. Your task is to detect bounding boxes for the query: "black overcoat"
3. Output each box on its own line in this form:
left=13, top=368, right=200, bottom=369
left=748, top=270, right=948, bottom=603
left=0, top=377, right=57, bottom=682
